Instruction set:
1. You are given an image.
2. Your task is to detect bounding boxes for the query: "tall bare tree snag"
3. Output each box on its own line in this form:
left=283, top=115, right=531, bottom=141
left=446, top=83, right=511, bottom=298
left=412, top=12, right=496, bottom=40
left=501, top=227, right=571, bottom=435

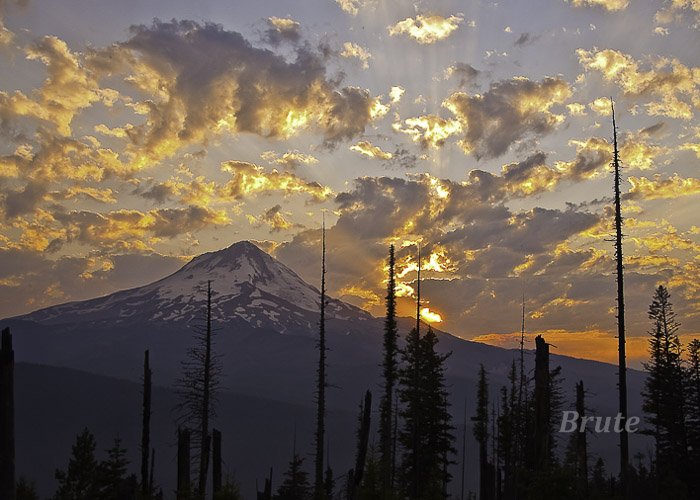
left=314, top=218, right=327, bottom=500
left=141, top=349, right=152, bottom=497
left=349, top=390, right=372, bottom=500
left=611, top=98, right=629, bottom=495
left=176, top=281, right=220, bottom=500
left=533, top=335, right=550, bottom=473
left=575, top=381, right=588, bottom=494
left=177, top=428, right=191, bottom=500
left=0, top=328, right=15, bottom=500
left=212, top=428, right=222, bottom=496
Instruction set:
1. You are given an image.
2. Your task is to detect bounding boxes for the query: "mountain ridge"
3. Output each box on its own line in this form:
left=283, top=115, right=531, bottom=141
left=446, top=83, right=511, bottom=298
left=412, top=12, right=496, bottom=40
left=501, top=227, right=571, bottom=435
left=14, top=240, right=371, bottom=334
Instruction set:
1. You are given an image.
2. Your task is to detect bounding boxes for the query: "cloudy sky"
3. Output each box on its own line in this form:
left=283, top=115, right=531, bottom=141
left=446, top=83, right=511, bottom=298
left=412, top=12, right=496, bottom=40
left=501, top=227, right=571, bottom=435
left=0, top=0, right=698, bottom=365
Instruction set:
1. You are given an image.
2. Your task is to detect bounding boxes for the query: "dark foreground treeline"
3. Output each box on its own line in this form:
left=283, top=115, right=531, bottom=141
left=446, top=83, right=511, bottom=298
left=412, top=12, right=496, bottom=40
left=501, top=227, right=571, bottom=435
left=0, top=267, right=699, bottom=500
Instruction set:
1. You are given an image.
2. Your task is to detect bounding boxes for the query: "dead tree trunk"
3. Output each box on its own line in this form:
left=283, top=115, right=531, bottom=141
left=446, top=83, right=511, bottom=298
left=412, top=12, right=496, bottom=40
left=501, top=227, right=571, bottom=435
left=141, top=349, right=152, bottom=497
left=350, top=390, right=372, bottom=500
left=611, top=99, right=629, bottom=496
left=177, top=428, right=191, bottom=500
left=575, top=381, right=588, bottom=495
left=533, top=335, right=550, bottom=472
left=212, top=429, right=222, bottom=497
left=0, top=328, right=15, bottom=500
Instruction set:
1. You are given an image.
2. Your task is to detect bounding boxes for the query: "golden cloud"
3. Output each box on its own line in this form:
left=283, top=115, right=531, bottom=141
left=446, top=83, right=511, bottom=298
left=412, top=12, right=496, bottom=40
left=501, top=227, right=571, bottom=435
left=394, top=115, right=462, bottom=149
left=350, top=141, right=393, bottom=160
left=220, top=161, right=332, bottom=202
left=626, top=174, right=700, bottom=200
left=577, top=48, right=700, bottom=119
left=260, top=150, right=319, bottom=170
left=340, top=42, right=372, bottom=69
left=566, top=0, right=628, bottom=11
left=388, top=14, right=463, bottom=44
left=10, top=205, right=229, bottom=252
left=0, top=36, right=115, bottom=136
left=248, top=204, right=295, bottom=233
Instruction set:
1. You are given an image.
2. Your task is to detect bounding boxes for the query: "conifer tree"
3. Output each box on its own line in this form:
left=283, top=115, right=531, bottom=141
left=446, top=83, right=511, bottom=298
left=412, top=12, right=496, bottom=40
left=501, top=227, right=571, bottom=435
left=398, top=324, right=422, bottom=499
left=16, top=477, right=38, bottom=500
left=141, top=349, right=152, bottom=498
left=642, top=285, right=688, bottom=495
left=1, top=328, right=15, bottom=500
left=420, top=327, right=454, bottom=497
left=379, top=244, right=398, bottom=498
left=54, top=428, right=100, bottom=500
left=98, top=438, right=137, bottom=500
left=472, top=364, right=492, bottom=500
left=498, top=363, right=517, bottom=500
left=686, top=339, right=700, bottom=494
left=276, top=454, right=311, bottom=500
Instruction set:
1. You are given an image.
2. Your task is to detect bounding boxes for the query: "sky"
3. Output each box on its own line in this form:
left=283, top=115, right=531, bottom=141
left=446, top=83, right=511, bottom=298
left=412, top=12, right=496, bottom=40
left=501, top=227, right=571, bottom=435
left=0, top=0, right=698, bottom=366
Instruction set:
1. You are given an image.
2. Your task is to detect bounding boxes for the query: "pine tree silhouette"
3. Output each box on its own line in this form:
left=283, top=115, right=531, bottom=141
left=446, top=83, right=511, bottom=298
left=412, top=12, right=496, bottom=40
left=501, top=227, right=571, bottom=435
left=642, top=285, right=689, bottom=496
left=54, top=428, right=100, bottom=500
left=472, top=364, right=492, bottom=500
left=378, top=244, right=398, bottom=499
left=141, top=349, right=152, bottom=498
left=0, top=328, right=15, bottom=500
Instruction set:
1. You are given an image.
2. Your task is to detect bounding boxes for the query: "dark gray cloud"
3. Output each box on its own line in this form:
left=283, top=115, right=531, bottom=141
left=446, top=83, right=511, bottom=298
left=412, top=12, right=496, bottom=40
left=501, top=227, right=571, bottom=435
left=446, top=76, right=571, bottom=159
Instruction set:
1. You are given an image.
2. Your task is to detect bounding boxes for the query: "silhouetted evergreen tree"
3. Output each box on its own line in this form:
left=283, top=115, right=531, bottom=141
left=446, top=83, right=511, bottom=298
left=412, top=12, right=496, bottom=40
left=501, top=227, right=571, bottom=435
left=175, top=281, right=221, bottom=500
left=276, top=454, right=311, bottom=500
left=498, top=363, right=517, bottom=500
left=323, top=464, right=334, bottom=500
left=357, top=447, right=381, bottom=499
left=54, top=428, right=100, bottom=500
left=214, top=475, right=242, bottom=500
left=642, top=285, right=689, bottom=498
left=378, top=244, right=398, bottom=499
left=314, top=221, right=328, bottom=500
left=686, top=339, right=700, bottom=497
left=98, top=438, right=137, bottom=500
left=1, top=328, right=15, bottom=500
left=590, top=458, right=608, bottom=499
left=398, top=325, right=453, bottom=499
left=472, top=364, right=492, bottom=500
left=16, top=477, right=38, bottom=500
left=141, top=349, right=152, bottom=498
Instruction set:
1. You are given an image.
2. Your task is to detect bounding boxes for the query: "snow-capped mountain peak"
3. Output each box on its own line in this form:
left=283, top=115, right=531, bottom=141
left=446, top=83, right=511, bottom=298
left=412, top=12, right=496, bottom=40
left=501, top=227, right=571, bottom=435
left=19, top=241, right=371, bottom=333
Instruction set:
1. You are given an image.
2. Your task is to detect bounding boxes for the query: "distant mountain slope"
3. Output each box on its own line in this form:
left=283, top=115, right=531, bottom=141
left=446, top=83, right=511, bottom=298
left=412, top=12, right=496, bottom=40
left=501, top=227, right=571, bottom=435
left=15, top=363, right=358, bottom=500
